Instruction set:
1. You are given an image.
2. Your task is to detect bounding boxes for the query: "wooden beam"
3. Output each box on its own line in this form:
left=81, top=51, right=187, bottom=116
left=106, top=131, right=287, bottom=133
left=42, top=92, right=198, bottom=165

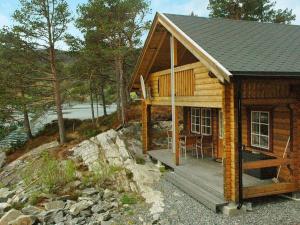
left=142, top=101, right=151, bottom=154
left=144, top=31, right=167, bottom=80
left=174, top=38, right=178, bottom=66
left=175, top=106, right=180, bottom=165
left=242, top=98, right=298, bottom=105
left=158, top=13, right=231, bottom=83
left=223, top=83, right=239, bottom=202
left=243, top=182, right=297, bottom=199
left=243, top=158, right=292, bottom=170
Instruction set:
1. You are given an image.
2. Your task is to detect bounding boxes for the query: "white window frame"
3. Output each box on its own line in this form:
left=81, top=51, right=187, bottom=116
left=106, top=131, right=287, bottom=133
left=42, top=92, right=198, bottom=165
left=201, top=108, right=212, bottom=135
left=250, top=111, right=270, bottom=150
left=219, top=110, right=224, bottom=139
left=191, top=108, right=201, bottom=134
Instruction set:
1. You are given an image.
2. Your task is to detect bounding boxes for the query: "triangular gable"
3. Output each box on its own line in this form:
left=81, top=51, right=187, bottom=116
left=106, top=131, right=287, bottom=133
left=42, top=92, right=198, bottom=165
left=129, top=12, right=232, bottom=91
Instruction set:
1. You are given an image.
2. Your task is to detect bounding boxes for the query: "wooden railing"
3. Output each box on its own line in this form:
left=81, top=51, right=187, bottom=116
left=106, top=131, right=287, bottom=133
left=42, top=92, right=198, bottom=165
left=157, top=69, right=195, bottom=97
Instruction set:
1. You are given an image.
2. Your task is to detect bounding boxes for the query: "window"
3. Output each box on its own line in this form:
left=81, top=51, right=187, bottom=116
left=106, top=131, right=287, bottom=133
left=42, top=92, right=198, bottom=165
left=201, top=108, right=212, bottom=135
left=251, top=111, right=270, bottom=150
left=219, top=111, right=224, bottom=138
left=191, top=108, right=201, bottom=134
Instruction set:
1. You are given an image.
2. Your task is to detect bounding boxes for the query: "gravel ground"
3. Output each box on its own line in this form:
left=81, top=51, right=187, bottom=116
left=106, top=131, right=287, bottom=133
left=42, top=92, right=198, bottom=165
left=155, top=174, right=300, bottom=225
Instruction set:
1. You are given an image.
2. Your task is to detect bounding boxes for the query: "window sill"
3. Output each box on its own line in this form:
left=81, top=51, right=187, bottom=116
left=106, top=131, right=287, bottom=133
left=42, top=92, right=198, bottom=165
left=243, top=147, right=277, bottom=158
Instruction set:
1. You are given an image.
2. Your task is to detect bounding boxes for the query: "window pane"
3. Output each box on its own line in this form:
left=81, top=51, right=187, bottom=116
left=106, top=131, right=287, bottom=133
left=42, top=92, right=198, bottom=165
left=261, top=124, right=269, bottom=136
left=252, top=112, right=259, bottom=123
left=260, top=136, right=269, bottom=148
left=251, top=123, right=259, bottom=134
left=261, top=112, right=269, bottom=124
left=252, top=134, right=260, bottom=146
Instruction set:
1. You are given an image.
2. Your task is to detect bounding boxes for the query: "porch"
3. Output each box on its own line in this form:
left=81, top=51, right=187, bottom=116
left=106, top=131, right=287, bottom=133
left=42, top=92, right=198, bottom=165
left=148, top=149, right=274, bottom=212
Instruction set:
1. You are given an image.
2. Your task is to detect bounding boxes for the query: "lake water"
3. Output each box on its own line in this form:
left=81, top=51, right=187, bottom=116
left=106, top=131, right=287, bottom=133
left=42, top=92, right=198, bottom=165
left=0, top=103, right=117, bottom=151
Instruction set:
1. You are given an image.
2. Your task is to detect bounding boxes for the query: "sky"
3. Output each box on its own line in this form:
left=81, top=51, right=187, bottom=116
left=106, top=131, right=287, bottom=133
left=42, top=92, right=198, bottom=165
left=1, top=0, right=300, bottom=49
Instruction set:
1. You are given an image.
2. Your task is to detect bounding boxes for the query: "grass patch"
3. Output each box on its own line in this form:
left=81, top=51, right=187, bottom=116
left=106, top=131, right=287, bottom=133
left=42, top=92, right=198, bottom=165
left=159, top=166, right=167, bottom=173
left=21, top=152, right=77, bottom=194
left=120, top=194, right=138, bottom=205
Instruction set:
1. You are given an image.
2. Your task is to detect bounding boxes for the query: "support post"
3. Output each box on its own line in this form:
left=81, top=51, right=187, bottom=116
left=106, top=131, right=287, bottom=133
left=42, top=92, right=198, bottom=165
left=170, top=35, right=177, bottom=163
left=291, top=102, right=300, bottom=189
left=175, top=106, right=180, bottom=165
left=223, top=83, right=239, bottom=202
left=142, top=100, right=151, bottom=154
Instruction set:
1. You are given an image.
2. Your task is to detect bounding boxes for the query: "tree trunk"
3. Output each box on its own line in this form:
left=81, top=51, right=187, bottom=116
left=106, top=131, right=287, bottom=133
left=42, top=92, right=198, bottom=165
left=23, top=106, right=33, bottom=140
left=115, top=55, right=126, bottom=126
left=21, top=90, right=32, bottom=139
left=101, top=84, right=107, bottom=116
left=95, top=88, right=99, bottom=118
left=115, top=56, right=121, bottom=121
left=50, top=46, right=66, bottom=144
left=46, top=9, right=65, bottom=144
left=89, top=78, right=95, bottom=126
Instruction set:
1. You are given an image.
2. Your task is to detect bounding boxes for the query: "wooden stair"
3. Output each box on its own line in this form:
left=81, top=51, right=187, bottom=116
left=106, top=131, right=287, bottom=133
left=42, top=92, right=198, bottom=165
left=165, top=171, right=227, bottom=212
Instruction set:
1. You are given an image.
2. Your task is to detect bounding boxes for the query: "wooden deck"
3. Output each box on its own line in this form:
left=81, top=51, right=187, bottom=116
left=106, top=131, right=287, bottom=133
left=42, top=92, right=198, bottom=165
left=148, top=149, right=274, bottom=212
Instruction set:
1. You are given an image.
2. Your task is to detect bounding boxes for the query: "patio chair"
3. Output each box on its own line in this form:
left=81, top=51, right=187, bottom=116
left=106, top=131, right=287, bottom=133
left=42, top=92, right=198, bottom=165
left=180, top=135, right=187, bottom=159
left=196, top=135, right=214, bottom=159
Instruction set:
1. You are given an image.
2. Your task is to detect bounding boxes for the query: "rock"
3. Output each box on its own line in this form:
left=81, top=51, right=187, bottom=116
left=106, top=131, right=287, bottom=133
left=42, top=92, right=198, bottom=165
left=52, top=210, right=65, bottom=224
left=98, top=211, right=112, bottom=221
left=91, top=204, right=105, bottom=214
left=0, top=203, right=11, bottom=214
left=80, top=209, right=92, bottom=217
left=69, top=200, right=93, bottom=216
left=103, top=189, right=113, bottom=199
left=0, top=152, right=6, bottom=168
left=82, top=188, right=98, bottom=196
left=8, top=215, right=35, bottom=225
left=21, top=205, right=43, bottom=216
left=64, top=200, right=76, bottom=210
left=44, top=200, right=65, bottom=211
left=0, top=188, right=14, bottom=202
left=0, top=209, right=23, bottom=225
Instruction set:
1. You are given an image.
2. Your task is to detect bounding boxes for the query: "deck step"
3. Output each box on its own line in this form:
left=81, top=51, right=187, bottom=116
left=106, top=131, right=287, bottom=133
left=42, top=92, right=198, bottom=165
left=165, top=172, right=227, bottom=212
left=175, top=168, right=224, bottom=199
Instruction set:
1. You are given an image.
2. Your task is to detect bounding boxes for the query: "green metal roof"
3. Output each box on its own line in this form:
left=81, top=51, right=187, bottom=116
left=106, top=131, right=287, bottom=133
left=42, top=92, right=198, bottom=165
left=164, top=13, right=300, bottom=76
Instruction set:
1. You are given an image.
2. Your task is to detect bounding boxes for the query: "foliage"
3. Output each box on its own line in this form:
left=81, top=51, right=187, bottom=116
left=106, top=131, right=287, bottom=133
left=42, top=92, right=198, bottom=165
left=135, top=156, right=146, bottom=165
left=207, top=0, right=296, bottom=24
left=12, top=0, right=73, bottom=144
left=120, top=193, right=138, bottom=205
left=22, top=152, right=76, bottom=194
left=76, top=0, right=151, bottom=125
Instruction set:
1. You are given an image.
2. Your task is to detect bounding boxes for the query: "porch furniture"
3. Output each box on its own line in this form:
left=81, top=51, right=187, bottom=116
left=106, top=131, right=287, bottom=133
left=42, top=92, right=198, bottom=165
left=179, top=134, right=199, bottom=159
left=180, top=135, right=187, bottom=158
left=196, top=135, right=214, bottom=159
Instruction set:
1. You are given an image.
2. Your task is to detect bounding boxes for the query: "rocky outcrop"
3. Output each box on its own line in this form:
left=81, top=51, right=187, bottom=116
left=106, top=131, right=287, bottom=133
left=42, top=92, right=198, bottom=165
left=0, top=209, right=23, bottom=225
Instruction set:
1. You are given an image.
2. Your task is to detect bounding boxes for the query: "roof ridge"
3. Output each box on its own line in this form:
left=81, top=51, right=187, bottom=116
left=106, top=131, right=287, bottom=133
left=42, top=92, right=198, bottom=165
left=162, top=13, right=300, bottom=28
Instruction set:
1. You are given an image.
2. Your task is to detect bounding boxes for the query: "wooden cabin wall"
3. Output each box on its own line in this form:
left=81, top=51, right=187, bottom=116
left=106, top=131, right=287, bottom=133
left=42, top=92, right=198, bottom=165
left=148, top=62, right=223, bottom=108
left=241, top=79, right=300, bottom=183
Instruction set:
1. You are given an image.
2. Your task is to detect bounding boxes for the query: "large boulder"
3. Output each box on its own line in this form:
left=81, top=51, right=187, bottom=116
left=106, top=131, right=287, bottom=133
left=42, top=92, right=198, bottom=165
left=0, top=209, right=23, bottom=225
left=0, top=152, right=6, bottom=168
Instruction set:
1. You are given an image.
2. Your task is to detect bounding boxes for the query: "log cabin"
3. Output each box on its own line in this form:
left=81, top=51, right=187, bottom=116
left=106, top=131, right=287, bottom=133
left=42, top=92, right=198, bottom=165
left=129, top=13, right=300, bottom=213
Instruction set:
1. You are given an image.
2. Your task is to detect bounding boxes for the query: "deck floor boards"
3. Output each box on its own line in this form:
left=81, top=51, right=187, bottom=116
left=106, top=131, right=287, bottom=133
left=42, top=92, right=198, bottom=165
left=148, top=149, right=272, bottom=195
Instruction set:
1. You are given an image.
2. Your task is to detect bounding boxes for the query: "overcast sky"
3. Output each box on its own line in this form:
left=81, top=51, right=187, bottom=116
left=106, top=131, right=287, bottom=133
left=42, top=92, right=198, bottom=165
left=1, top=0, right=299, bottom=49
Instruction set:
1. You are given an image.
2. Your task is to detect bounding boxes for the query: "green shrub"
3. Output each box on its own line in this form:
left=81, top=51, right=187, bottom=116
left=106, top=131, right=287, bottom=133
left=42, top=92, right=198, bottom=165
left=28, top=191, right=43, bottom=206
left=120, top=194, right=138, bottom=205
left=22, top=152, right=77, bottom=194
left=135, top=156, right=145, bottom=165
